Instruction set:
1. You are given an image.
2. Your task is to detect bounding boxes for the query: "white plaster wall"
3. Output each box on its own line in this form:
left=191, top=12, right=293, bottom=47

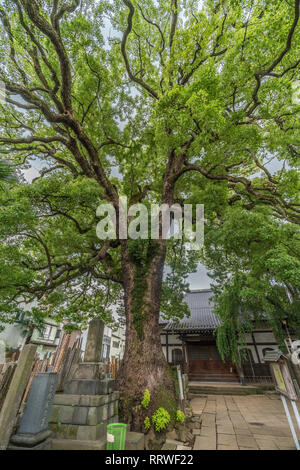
left=0, top=324, right=25, bottom=350
left=167, top=334, right=181, bottom=344
left=253, top=331, right=277, bottom=343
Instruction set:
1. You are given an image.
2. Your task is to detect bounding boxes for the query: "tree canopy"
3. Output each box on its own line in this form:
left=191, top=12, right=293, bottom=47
left=0, top=0, right=299, bottom=339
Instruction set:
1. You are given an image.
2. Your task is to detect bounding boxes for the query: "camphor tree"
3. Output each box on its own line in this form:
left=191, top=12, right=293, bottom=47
left=0, top=149, right=15, bottom=188
left=0, top=0, right=299, bottom=429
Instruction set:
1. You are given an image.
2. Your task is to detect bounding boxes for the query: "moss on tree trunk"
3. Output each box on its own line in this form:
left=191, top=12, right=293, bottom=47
left=116, top=239, right=177, bottom=433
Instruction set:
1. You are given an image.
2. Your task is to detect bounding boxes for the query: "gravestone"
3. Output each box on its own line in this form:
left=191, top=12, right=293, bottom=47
left=49, top=319, right=119, bottom=448
left=64, top=319, right=110, bottom=395
left=0, top=344, right=37, bottom=450
left=9, top=372, right=58, bottom=450
left=84, top=319, right=104, bottom=362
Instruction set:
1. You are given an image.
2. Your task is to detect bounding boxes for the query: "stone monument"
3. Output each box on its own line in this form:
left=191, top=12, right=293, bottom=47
left=9, top=372, right=58, bottom=450
left=64, top=319, right=114, bottom=395
left=49, top=319, right=120, bottom=449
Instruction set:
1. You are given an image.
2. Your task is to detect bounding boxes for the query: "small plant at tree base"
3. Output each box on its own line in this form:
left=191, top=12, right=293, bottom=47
left=141, top=389, right=151, bottom=408
left=144, top=416, right=151, bottom=432
left=152, top=408, right=171, bottom=432
left=176, top=410, right=185, bottom=423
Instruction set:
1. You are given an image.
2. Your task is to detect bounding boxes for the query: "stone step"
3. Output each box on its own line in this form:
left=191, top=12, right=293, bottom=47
left=51, top=431, right=144, bottom=451
left=188, top=383, right=274, bottom=396
left=189, top=375, right=239, bottom=383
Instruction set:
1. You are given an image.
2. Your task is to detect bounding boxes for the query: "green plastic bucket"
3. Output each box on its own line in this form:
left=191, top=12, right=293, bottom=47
left=106, top=423, right=127, bottom=450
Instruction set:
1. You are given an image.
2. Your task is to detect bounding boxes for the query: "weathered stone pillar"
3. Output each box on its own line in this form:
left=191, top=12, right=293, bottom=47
left=0, top=344, right=37, bottom=450
left=84, top=319, right=104, bottom=363
left=64, top=319, right=111, bottom=395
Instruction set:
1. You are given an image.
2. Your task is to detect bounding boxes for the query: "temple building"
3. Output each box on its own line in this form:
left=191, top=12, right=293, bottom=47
left=160, top=289, right=287, bottom=384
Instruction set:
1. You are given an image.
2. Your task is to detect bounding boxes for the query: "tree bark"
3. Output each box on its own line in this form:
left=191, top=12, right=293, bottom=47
left=116, top=240, right=176, bottom=432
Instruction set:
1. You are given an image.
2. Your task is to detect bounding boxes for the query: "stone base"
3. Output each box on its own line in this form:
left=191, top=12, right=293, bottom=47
left=52, top=432, right=145, bottom=451
left=8, top=438, right=52, bottom=450
left=64, top=378, right=115, bottom=396
left=10, top=429, right=52, bottom=447
left=71, top=362, right=107, bottom=381
left=50, top=391, right=119, bottom=441
left=50, top=416, right=118, bottom=441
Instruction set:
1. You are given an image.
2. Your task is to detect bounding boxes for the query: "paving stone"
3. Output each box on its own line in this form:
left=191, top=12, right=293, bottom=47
left=192, top=429, right=201, bottom=435
left=177, top=445, right=192, bottom=450
left=255, top=438, right=279, bottom=450
left=192, top=421, right=201, bottom=429
left=194, top=435, right=216, bottom=450
left=236, top=435, right=258, bottom=449
left=233, top=427, right=252, bottom=436
left=217, top=433, right=238, bottom=446
left=248, top=425, right=291, bottom=437
left=217, top=424, right=235, bottom=435
left=252, top=433, right=283, bottom=440
left=190, top=399, right=206, bottom=415
left=217, top=444, right=239, bottom=450
left=190, top=394, right=300, bottom=452
left=238, top=446, right=257, bottom=450
left=274, top=436, right=296, bottom=448
left=200, top=426, right=216, bottom=437
left=201, top=413, right=215, bottom=426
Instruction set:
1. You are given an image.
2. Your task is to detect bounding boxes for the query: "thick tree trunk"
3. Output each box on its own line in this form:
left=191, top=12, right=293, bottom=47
left=116, top=240, right=176, bottom=432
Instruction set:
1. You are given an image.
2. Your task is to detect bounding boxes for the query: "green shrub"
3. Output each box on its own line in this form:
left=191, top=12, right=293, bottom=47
left=144, top=416, right=151, bottom=431
left=176, top=410, right=185, bottom=423
left=152, top=407, right=171, bottom=432
left=141, top=389, right=151, bottom=408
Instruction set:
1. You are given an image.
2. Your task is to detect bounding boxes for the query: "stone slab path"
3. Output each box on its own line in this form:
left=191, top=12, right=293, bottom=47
left=188, top=394, right=300, bottom=450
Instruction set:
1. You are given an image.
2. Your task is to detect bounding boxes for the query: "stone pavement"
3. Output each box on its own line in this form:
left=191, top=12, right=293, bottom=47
left=187, top=394, right=300, bottom=450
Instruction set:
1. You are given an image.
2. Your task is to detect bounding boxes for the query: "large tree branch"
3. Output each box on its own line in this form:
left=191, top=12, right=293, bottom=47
left=245, top=0, right=300, bottom=116
left=173, top=163, right=300, bottom=224
left=19, top=0, right=73, bottom=110
left=121, top=0, right=159, bottom=99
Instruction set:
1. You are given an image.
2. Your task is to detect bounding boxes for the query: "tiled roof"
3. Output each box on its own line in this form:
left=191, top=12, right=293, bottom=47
left=161, top=290, right=221, bottom=332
